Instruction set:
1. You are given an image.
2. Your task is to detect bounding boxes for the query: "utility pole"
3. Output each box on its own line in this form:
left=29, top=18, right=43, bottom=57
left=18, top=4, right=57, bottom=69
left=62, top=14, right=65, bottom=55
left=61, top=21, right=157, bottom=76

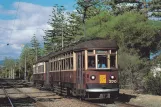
left=24, top=54, right=26, bottom=80
left=13, top=68, right=14, bottom=79
left=19, top=62, right=20, bottom=79
left=36, top=47, right=38, bottom=62
left=62, top=27, right=64, bottom=49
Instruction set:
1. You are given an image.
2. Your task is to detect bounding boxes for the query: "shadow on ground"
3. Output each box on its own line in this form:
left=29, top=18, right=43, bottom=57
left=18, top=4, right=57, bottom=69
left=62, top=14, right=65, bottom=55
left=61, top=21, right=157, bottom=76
left=117, top=93, right=137, bottom=103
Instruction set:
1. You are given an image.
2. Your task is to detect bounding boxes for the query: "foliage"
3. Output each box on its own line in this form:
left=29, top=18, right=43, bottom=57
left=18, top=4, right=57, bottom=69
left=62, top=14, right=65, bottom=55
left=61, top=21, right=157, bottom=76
left=44, top=5, right=83, bottom=53
left=144, top=72, right=161, bottom=95
left=103, top=0, right=144, bottom=15
left=30, top=35, right=41, bottom=62
left=76, top=0, right=103, bottom=22
left=19, top=44, right=36, bottom=80
left=2, top=57, right=16, bottom=78
left=118, top=47, right=150, bottom=90
left=149, top=0, right=161, bottom=19
left=85, top=11, right=161, bottom=58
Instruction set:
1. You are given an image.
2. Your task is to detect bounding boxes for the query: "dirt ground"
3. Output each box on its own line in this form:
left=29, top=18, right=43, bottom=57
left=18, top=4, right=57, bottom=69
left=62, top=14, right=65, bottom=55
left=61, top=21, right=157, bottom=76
left=119, top=89, right=161, bottom=107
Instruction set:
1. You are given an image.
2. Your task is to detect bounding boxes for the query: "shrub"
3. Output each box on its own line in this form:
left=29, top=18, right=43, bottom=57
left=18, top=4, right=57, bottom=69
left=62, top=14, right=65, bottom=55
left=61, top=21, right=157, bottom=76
left=145, top=73, right=161, bottom=95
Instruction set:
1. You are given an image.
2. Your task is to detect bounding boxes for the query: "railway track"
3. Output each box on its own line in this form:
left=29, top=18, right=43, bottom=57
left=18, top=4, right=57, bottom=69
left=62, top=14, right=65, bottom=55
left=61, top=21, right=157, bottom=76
left=1, top=85, right=14, bottom=107
left=0, top=79, right=43, bottom=107
left=0, top=79, right=144, bottom=107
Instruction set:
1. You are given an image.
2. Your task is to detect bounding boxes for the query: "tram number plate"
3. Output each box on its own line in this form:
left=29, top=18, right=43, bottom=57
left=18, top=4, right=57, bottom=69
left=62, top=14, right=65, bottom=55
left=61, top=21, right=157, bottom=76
left=109, top=80, right=117, bottom=83
left=100, top=75, right=106, bottom=83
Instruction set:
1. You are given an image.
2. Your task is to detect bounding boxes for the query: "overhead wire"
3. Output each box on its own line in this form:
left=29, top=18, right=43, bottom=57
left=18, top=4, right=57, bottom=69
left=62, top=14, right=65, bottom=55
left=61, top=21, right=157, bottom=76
left=7, top=0, right=21, bottom=45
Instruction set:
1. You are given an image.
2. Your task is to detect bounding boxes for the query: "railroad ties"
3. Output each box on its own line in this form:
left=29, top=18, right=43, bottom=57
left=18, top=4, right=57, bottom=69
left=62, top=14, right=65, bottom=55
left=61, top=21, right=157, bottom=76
left=0, top=79, right=35, bottom=107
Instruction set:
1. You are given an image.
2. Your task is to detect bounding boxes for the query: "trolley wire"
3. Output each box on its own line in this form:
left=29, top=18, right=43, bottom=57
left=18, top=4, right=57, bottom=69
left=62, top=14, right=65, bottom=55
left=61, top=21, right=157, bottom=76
left=7, top=0, right=21, bottom=45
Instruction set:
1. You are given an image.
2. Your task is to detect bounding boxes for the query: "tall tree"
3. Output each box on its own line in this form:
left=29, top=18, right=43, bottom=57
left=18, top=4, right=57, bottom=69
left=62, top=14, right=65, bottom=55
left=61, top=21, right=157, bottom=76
left=19, top=45, right=35, bottom=80
left=3, top=57, right=15, bottom=78
left=65, top=12, right=83, bottom=43
left=76, top=0, right=102, bottom=22
left=30, top=35, right=41, bottom=62
left=44, top=5, right=84, bottom=53
left=44, top=5, right=67, bottom=53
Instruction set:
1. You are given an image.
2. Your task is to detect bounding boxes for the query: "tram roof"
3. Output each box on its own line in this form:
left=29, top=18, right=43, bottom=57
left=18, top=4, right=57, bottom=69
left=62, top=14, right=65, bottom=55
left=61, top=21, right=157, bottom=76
left=36, top=39, right=118, bottom=63
left=49, top=39, right=118, bottom=58
left=36, top=53, right=50, bottom=63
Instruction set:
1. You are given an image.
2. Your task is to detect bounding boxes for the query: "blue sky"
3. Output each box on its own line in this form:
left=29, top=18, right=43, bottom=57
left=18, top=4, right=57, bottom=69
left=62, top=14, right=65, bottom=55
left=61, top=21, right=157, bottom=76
left=0, top=0, right=76, bottom=20
left=0, top=0, right=76, bottom=60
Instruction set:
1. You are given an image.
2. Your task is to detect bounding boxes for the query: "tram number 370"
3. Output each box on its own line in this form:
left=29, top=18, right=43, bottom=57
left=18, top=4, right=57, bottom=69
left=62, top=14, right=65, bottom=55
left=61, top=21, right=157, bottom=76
left=109, top=80, right=117, bottom=83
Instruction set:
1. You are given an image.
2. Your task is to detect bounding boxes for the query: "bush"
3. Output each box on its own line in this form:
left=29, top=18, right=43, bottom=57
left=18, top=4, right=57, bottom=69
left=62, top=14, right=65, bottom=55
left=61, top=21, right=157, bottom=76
left=145, top=73, right=161, bottom=95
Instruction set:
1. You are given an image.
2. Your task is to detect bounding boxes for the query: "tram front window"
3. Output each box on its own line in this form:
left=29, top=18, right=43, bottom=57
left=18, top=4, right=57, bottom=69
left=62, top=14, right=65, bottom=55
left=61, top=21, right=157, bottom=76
left=98, top=55, right=107, bottom=68
left=110, top=55, right=116, bottom=68
left=88, top=56, right=95, bottom=68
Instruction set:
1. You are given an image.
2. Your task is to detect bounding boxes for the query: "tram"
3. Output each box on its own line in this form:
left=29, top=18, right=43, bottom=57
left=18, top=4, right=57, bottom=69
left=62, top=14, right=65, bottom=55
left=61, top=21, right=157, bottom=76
left=33, top=39, right=119, bottom=99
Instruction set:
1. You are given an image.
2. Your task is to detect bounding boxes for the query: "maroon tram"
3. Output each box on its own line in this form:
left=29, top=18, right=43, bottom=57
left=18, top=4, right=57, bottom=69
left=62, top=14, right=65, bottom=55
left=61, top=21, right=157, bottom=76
left=33, top=39, right=119, bottom=99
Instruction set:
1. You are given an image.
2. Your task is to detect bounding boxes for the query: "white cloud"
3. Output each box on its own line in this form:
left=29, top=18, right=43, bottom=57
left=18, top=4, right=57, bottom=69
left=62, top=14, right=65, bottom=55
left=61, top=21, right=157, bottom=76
left=0, top=2, right=53, bottom=60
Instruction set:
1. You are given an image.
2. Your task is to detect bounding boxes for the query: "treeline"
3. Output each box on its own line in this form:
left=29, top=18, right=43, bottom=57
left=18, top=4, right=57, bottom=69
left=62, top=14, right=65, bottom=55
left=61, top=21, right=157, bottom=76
left=1, top=36, right=42, bottom=81
left=1, top=0, right=161, bottom=95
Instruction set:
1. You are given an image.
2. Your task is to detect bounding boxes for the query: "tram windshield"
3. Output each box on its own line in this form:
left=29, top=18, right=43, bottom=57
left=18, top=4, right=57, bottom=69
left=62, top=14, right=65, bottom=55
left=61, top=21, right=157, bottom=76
left=87, top=50, right=117, bottom=69
left=97, top=55, right=107, bottom=68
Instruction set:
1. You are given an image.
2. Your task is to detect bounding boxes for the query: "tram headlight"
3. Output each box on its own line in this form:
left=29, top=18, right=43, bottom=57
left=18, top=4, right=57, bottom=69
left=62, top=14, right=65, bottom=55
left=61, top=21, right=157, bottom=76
left=90, top=75, right=96, bottom=80
left=110, top=75, right=115, bottom=80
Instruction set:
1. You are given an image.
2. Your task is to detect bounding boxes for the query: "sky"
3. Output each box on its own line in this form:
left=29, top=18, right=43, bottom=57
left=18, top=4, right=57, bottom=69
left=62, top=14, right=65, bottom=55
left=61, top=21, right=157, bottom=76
left=0, top=0, right=76, bottom=60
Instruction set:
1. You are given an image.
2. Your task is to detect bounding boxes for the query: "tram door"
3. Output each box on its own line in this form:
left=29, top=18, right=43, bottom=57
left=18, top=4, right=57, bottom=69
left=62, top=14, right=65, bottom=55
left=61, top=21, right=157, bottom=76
left=76, top=52, right=84, bottom=91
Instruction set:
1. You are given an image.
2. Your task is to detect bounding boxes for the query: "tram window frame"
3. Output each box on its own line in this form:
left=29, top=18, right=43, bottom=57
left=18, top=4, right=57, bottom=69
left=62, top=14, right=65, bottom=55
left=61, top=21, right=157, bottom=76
left=96, top=50, right=109, bottom=54
left=88, top=55, right=95, bottom=68
left=88, top=50, right=93, bottom=54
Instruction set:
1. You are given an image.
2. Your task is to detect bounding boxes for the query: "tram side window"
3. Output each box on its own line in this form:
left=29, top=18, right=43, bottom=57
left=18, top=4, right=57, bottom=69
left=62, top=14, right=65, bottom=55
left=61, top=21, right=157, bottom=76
left=66, top=58, right=70, bottom=70
left=70, top=57, right=73, bottom=69
left=88, top=56, right=95, bottom=68
left=98, top=55, right=107, bottom=68
left=63, top=59, right=65, bottom=70
left=41, top=65, right=44, bottom=73
left=110, top=55, right=116, bottom=68
left=38, top=66, right=40, bottom=72
left=33, top=67, right=35, bottom=73
left=61, top=60, right=63, bottom=70
left=52, top=62, right=54, bottom=71
left=50, top=62, right=53, bottom=71
left=82, top=55, right=85, bottom=68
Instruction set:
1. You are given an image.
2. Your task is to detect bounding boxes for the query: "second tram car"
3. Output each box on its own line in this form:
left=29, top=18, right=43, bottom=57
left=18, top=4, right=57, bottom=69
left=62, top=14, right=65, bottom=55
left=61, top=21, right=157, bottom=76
left=33, top=39, right=119, bottom=99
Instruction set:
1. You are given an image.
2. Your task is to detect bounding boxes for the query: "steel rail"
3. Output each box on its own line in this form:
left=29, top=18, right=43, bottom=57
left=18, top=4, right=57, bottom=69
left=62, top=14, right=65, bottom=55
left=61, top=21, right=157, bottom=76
left=2, top=85, right=14, bottom=107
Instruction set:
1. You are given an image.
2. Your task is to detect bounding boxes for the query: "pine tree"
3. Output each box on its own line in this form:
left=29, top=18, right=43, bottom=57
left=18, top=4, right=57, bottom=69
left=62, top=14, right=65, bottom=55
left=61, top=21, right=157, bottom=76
left=30, top=35, right=41, bottom=62
left=44, top=5, right=85, bottom=53
left=44, top=5, right=66, bottom=53
left=65, top=12, right=83, bottom=44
